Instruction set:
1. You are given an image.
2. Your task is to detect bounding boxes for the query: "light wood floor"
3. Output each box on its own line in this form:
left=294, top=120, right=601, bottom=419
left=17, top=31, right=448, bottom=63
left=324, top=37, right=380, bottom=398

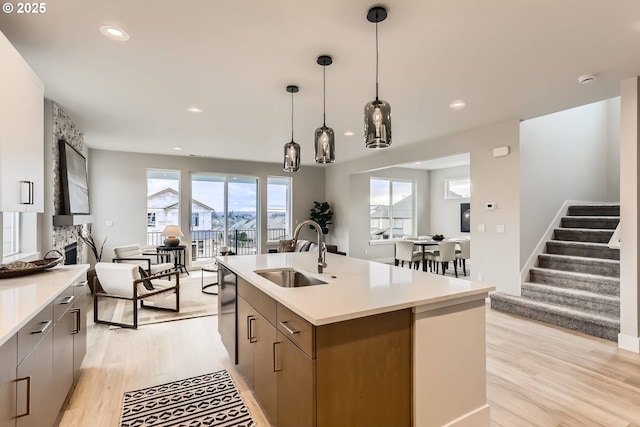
left=56, top=303, right=640, bottom=427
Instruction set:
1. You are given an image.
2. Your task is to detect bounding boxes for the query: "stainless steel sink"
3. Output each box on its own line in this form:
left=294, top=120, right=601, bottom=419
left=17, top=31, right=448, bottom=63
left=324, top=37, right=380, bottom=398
left=254, top=268, right=328, bottom=288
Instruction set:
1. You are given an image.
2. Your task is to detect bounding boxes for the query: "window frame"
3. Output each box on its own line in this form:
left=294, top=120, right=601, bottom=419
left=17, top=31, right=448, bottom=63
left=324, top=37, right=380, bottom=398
left=369, top=177, right=416, bottom=242
left=444, top=177, right=471, bottom=200
left=267, top=176, right=292, bottom=243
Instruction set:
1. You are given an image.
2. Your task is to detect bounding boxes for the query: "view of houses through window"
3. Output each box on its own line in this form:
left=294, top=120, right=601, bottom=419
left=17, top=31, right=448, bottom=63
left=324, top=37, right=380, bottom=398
left=147, top=171, right=291, bottom=259
left=267, top=177, right=291, bottom=242
left=370, top=178, right=415, bottom=240
left=147, top=169, right=180, bottom=247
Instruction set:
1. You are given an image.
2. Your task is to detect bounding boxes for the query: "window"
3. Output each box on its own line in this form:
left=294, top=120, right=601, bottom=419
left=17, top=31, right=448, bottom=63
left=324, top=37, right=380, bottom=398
left=445, top=177, right=471, bottom=199
left=191, top=174, right=258, bottom=259
left=2, top=212, right=19, bottom=257
left=146, top=169, right=180, bottom=246
left=370, top=178, right=415, bottom=240
left=267, top=177, right=291, bottom=242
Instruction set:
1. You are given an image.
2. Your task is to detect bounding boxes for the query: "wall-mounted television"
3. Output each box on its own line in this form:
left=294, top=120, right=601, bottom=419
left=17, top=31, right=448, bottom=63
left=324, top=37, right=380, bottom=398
left=59, top=139, right=90, bottom=214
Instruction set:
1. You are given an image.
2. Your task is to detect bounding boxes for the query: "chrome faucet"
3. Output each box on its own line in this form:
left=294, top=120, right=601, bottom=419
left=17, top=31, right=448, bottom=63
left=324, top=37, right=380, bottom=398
left=292, top=220, right=327, bottom=273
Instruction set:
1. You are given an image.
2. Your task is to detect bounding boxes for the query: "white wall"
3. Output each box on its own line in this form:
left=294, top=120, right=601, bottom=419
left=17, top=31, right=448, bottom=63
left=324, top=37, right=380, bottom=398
left=89, top=149, right=326, bottom=264
left=519, top=99, right=621, bottom=266
left=326, top=120, right=520, bottom=294
left=429, top=165, right=471, bottom=238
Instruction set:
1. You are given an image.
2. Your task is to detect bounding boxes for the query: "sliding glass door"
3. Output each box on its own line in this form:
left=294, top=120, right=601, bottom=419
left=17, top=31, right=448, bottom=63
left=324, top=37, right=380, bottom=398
left=191, top=174, right=258, bottom=259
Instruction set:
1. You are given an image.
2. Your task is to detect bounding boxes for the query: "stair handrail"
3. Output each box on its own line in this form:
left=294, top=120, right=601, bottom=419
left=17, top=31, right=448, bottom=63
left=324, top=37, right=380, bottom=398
left=608, top=222, right=620, bottom=249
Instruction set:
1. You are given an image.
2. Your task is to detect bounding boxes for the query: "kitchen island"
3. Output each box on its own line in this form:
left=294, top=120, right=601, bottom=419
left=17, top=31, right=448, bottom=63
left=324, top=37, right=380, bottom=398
left=216, top=252, right=495, bottom=427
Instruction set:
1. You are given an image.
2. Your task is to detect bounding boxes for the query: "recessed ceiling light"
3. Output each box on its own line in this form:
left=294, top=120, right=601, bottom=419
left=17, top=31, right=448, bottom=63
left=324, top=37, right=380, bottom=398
left=99, top=25, right=130, bottom=41
left=414, top=162, right=422, bottom=164
left=344, top=131, right=355, bottom=136
left=173, top=147, right=182, bottom=151
left=449, top=100, right=467, bottom=110
left=187, top=107, right=203, bottom=113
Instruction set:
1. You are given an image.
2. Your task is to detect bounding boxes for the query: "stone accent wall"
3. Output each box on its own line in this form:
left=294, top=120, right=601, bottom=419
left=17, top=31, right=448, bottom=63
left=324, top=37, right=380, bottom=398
left=51, top=102, right=86, bottom=262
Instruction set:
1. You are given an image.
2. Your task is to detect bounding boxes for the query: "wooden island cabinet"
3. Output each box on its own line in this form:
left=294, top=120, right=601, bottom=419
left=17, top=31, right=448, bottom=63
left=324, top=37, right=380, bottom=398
left=237, top=276, right=412, bottom=427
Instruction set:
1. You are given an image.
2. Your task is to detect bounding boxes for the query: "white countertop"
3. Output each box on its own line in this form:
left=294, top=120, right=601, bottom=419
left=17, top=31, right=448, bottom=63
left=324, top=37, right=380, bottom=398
left=0, top=264, right=89, bottom=347
left=216, top=252, right=494, bottom=326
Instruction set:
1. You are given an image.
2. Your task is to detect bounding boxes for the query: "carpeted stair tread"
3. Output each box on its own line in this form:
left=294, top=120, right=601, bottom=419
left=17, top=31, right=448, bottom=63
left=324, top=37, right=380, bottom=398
left=521, top=282, right=619, bottom=316
left=545, top=240, right=620, bottom=260
left=537, top=253, right=620, bottom=273
left=560, top=216, right=619, bottom=229
left=553, top=228, right=614, bottom=243
left=529, top=267, right=619, bottom=295
left=567, top=205, right=620, bottom=216
left=490, top=292, right=619, bottom=341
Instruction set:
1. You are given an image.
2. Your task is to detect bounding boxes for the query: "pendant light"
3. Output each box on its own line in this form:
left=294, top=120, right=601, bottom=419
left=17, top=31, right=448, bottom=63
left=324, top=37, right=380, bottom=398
left=364, top=6, right=391, bottom=149
left=283, top=85, right=301, bottom=172
left=315, top=55, right=335, bottom=164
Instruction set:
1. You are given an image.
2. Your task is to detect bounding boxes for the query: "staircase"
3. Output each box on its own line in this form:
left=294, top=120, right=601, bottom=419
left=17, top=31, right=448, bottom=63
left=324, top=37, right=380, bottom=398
left=490, top=204, right=620, bottom=341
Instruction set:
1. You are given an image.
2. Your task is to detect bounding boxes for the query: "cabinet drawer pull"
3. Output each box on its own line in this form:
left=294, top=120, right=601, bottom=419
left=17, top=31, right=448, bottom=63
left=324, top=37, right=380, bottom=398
left=247, top=316, right=257, bottom=343
left=71, top=308, right=81, bottom=334
left=59, top=295, right=74, bottom=305
left=30, top=320, right=52, bottom=334
left=16, top=376, right=31, bottom=417
left=273, top=342, right=281, bottom=372
left=279, top=321, right=299, bottom=335
left=75, top=280, right=88, bottom=287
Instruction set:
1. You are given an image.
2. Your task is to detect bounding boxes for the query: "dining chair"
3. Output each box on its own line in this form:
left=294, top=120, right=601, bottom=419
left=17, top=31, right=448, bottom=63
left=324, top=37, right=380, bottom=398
left=394, top=240, right=422, bottom=270
left=425, top=241, right=457, bottom=277
left=455, top=239, right=471, bottom=276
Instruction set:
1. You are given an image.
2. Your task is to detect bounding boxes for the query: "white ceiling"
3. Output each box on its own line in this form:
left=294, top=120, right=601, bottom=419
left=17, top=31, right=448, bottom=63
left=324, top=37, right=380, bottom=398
left=1, top=1, right=639, bottom=167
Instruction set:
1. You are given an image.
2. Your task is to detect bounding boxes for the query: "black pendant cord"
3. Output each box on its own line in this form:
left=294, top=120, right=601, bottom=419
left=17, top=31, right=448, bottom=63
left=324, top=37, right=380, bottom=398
left=375, top=20, right=379, bottom=101
left=323, top=65, right=327, bottom=126
left=291, top=90, right=294, bottom=141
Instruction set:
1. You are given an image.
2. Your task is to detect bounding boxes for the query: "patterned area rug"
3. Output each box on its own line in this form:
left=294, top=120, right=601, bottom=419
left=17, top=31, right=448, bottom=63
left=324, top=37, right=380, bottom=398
left=104, top=271, right=217, bottom=328
left=120, top=370, right=255, bottom=427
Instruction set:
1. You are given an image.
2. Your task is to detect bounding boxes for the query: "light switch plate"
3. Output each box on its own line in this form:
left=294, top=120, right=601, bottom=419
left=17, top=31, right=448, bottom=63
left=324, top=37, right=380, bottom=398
left=478, top=224, right=486, bottom=232
left=496, top=224, right=505, bottom=233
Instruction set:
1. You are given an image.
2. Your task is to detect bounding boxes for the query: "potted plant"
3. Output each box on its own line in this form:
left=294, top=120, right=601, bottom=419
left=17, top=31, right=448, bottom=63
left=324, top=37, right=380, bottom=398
left=309, top=201, right=333, bottom=235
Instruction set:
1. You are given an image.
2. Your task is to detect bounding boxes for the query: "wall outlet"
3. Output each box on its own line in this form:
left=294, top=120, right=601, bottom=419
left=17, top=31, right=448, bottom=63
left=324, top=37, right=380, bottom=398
left=477, top=273, right=483, bottom=281
left=105, top=220, right=113, bottom=227
left=364, top=249, right=368, bottom=255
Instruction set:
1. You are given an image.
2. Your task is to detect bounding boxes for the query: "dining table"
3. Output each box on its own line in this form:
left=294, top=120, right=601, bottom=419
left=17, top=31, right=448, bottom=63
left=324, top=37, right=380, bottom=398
left=409, top=238, right=468, bottom=272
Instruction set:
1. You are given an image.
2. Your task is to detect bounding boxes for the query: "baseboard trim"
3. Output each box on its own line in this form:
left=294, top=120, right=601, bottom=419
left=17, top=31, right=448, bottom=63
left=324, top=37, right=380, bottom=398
left=618, top=333, right=640, bottom=353
left=442, top=404, right=490, bottom=427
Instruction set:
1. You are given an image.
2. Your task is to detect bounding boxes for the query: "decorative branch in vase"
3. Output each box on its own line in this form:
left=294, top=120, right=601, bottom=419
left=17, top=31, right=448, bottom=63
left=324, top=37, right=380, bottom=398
left=78, top=228, right=107, bottom=262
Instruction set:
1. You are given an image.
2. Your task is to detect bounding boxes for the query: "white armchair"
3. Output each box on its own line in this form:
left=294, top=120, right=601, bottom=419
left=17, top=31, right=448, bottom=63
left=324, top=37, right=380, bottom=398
left=394, top=240, right=422, bottom=270
left=113, top=244, right=174, bottom=276
left=93, top=262, right=180, bottom=329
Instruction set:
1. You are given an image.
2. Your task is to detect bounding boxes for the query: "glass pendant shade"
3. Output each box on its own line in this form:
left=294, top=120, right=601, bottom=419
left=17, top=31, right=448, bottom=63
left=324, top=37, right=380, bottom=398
left=283, top=85, right=300, bottom=172
left=314, top=125, right=335, bottom=163
left=364, top=98, right=391, bottom=148
left=283, top=140, right=301, bottom=172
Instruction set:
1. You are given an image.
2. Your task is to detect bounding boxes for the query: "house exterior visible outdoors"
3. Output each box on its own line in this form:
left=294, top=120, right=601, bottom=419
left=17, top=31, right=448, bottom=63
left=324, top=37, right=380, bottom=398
left=370, top=195, right=414, bottom=240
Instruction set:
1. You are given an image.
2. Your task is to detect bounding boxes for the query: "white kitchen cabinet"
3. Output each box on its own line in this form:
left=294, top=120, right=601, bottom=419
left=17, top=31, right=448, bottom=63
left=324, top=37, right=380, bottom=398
left=0, top=31, right=44, bottom=213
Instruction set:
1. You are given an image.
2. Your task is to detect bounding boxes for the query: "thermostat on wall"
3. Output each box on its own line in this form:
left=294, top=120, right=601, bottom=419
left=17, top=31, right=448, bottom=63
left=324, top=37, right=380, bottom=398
left=486, top=202, right=497, bottom=210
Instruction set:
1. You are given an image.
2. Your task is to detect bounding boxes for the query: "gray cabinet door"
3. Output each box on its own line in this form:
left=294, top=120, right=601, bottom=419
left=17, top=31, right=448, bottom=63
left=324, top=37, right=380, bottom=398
left=16, top=330, right=55, bottom=427
left=236, top=297, right=254, bottom=386
left=53, top=310, right=75, bottom=413
left=73, top=279, right=90, bottom=380
left=0, top=335, right=17, bottom=427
